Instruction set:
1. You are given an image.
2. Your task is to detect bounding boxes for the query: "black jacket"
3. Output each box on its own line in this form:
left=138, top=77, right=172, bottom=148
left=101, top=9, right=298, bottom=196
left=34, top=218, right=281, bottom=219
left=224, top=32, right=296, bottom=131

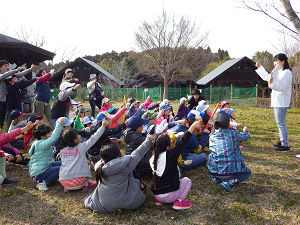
left=123, top=128, right=152, bottom=175
left=151, top=131, right=192, bottom=195
left=188, top=95, right=205, bottom=110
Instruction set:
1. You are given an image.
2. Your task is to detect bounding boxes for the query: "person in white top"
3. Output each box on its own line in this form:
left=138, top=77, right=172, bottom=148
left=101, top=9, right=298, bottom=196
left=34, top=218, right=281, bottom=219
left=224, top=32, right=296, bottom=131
left=255, top=53, right=292, bottom=151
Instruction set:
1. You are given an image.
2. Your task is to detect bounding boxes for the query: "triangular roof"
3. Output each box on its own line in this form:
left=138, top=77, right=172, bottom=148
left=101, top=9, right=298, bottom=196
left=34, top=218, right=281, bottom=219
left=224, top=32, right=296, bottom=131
left=197, top=56, right=256, bottom=86
left=0, top=33, right=55, bottom=65
left=50, top=57, right=124, bottom=86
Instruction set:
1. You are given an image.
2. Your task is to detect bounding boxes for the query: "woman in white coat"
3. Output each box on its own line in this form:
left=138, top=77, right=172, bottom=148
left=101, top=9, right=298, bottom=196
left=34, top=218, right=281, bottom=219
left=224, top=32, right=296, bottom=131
left=255, top=53, right=292, bottom=151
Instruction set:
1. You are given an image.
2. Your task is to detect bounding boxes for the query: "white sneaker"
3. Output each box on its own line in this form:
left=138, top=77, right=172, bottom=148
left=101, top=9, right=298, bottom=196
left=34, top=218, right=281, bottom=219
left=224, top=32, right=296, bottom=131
left=36, top=181, right=48, bottom=191
left=296, top=154, right=300, bottom=159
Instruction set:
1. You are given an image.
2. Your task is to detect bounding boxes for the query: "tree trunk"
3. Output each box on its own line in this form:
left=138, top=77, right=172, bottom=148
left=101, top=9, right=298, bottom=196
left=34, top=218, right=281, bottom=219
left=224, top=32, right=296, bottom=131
left=163, top=79, right=168, bottom=99
left=280, top=0, right=300, bottom=36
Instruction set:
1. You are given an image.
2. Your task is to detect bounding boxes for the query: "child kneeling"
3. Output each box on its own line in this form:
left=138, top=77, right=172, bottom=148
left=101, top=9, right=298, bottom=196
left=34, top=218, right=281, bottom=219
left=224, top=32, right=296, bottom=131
left=83, top=135, right=153, bottom=213
left=150, top=121, right=202, bottom=210
left=59, top=119, right=109, bottom=192
left=207, top=112, right=251, bottom=192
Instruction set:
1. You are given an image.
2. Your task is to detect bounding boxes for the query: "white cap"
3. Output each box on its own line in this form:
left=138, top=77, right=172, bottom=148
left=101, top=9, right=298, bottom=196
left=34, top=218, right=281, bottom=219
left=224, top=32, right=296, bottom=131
left=82, top=116, right=95, bottom=125
left=60, top=82, right=75, bottom=91
left=65, top=68, right=73, bottom=74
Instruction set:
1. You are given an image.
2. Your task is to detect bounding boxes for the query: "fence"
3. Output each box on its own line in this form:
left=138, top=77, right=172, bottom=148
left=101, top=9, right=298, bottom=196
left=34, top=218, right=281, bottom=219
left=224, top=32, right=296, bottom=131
left=50, top=85, right=259, bottom=106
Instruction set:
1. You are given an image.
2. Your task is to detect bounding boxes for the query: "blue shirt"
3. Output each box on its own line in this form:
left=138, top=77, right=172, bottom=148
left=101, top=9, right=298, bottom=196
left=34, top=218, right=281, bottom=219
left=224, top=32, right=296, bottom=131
left=207, top=128, right=250, bottom=175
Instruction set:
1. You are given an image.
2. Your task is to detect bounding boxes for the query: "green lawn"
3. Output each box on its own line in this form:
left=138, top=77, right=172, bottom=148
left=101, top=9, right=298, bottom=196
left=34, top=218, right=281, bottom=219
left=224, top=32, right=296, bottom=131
left=1, top=103, right=300, bottom=225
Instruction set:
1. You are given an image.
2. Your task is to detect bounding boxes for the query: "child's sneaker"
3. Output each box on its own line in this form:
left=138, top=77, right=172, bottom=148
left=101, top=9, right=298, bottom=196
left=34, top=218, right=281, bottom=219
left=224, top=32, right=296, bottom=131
left=1, top=177, right=18, bottom=185
left=172, top=200, right=192, bottom=210
left=155, top=199, right=162, bottom=206
left=211, top=176, right=220, bottom=184
left=220, top=181, right=234, bottom=192
left=36, top=181, right=48, bottom=191
left=83, top=181, right=97, bottom=191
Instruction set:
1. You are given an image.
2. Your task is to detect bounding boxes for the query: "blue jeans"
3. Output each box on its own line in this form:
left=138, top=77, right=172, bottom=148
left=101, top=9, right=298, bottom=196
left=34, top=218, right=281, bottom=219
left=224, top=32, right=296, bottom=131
left=212, top=167, right=251, bottom=184
left=89, top=99, right=102, bottom=118
left=182, top=153, right=207, bottom=170
left=36, top=161, right=61, bottom=186
left=274, top=107, right=289, bottom=146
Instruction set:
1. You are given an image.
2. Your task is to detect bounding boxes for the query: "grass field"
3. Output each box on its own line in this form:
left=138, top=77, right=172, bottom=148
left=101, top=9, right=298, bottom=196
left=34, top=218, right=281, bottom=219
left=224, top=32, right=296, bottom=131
left=1, top=102, right=300, bottom=225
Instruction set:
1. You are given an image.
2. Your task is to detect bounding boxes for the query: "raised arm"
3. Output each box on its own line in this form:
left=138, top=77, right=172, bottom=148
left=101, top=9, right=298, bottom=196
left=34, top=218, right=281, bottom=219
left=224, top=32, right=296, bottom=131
left=127, top=136, right=153, bottom=171
left=36, top=73, right=51, bottom=83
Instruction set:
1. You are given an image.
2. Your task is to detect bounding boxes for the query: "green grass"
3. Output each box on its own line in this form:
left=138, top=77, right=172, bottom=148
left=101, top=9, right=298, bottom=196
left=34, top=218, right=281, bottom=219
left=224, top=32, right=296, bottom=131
left=1, top=102, right=300, bottom=225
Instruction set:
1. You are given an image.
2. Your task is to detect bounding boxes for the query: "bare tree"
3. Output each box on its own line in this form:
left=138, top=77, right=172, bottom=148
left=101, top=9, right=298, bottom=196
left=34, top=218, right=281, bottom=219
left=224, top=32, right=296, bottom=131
left=15, top=26, right=46, bottom=47
left=241, top=0, right=300, bottom=39
left=135, top=11, right=208, bottom=98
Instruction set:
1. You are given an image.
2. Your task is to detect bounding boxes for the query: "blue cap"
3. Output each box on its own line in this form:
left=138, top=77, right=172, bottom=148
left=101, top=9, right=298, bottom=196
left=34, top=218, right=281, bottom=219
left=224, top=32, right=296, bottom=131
left=160, top=104, right=171, bottom=111
left=10, top=109, right=25, bottom=120
left=27, top=115, right=43, bottom=123
left=56, top=117, right=73, bottom=127
left=96, top=112, right=108, bottom=123
left=128, top=116, right=149, bottom=130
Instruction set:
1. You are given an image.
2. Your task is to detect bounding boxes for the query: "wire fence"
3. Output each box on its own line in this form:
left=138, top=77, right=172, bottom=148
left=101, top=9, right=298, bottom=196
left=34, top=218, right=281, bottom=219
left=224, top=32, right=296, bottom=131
left=50, top=85, right=259, bottom=106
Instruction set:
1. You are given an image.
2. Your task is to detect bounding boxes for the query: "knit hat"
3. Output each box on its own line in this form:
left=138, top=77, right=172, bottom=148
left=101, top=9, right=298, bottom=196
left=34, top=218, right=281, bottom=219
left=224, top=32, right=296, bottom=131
left=142, top=110, right=158, bottom=120
left=102, top=98, right=110, bottom=105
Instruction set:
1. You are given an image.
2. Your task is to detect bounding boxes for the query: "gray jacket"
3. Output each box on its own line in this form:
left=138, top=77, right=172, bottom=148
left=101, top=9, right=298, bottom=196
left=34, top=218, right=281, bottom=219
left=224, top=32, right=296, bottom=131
left=83, top=139, right=152, bottom=213
left=0, top=69, right=32, bottom=102
left=59, top=126, right=105, bottom=181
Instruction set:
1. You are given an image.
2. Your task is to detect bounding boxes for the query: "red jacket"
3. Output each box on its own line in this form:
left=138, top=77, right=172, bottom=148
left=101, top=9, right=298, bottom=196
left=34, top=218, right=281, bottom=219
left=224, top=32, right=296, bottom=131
left=109, top=107, right=127, bottom=129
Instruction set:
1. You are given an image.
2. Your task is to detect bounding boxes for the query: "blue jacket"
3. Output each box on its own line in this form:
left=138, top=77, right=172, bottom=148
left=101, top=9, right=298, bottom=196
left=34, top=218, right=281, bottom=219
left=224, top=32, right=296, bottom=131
left=35, top=77, right=50, bottom=103
left=29, top=124, right=63, bottom=177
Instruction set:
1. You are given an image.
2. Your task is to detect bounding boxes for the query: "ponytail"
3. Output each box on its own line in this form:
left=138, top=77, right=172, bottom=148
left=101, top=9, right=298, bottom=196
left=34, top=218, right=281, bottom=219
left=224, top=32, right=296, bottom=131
left=152, top=133, right=170, bottom=189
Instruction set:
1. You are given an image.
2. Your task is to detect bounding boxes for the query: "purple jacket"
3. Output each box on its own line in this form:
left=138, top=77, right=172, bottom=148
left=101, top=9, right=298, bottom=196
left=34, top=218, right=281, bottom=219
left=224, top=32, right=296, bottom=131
left=176, top=103, right=190, bottom=119
left=0, top=144, right=22, bottom=155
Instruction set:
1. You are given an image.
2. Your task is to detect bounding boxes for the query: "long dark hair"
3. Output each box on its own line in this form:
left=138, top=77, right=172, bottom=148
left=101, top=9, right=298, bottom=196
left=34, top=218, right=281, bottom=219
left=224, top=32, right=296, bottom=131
left=61, top=128, right=78, bottom=148
left=95, top=144, right=122, bottom=184
left=152, top=133, right=170, bottom=189
left=274, top=53, right=290, bottom=70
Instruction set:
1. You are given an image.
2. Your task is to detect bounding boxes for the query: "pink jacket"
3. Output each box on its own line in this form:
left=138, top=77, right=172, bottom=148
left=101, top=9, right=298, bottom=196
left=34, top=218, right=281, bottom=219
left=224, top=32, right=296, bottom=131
left=109, top=107, right=127, bottom=128
left=0, top=129, right=22, bottom=145
left=99, top=105, right=111, bottom=112
left=156, top=111, right=174, bottom=125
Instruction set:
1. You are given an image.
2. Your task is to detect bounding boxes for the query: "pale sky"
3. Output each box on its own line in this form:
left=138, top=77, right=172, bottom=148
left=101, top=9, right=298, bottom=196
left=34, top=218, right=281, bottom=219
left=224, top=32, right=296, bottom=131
left=1, top=0, right=299, bottom=63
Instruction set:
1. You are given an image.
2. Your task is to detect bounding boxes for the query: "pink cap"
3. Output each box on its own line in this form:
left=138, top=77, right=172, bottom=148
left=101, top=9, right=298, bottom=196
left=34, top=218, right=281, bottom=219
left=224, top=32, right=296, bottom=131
left=220, top=101, right=229, bottom=108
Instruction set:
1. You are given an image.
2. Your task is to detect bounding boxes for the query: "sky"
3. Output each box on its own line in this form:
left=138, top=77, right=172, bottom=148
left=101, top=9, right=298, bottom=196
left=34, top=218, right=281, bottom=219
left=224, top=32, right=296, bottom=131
left=1, top=0, right=299, bottom=63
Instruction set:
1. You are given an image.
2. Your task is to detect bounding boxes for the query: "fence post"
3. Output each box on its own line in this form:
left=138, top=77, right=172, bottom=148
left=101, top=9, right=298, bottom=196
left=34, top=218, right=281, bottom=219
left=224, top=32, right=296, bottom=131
left=256, top=84, right=258, bottom=106
left=210, top=85, right=212, bottom=103
left=231, top=84, right=233, bottom=101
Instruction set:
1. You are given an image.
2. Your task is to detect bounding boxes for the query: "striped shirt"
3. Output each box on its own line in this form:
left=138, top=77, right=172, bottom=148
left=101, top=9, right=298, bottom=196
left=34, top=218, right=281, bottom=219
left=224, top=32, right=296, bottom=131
left=207, top=128, right=250, bottom=175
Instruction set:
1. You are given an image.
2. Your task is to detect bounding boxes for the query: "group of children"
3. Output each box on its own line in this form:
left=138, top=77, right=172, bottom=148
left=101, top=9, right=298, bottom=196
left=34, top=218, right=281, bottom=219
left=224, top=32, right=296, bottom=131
left=0, top=60, right=252, bottom=213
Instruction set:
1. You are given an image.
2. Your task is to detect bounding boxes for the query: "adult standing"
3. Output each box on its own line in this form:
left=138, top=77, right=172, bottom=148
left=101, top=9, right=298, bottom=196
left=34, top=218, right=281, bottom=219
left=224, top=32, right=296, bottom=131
left=33, top=69, right=55, bottom=125
left=62, top=68, right=79, bottom=84
left=87, top=74, right=104, bottom=118
left=256, top=53, right=292, bottom=151
left=187, top=89, right=205, bottom=110
left=0, top=60, right=35, bottom=128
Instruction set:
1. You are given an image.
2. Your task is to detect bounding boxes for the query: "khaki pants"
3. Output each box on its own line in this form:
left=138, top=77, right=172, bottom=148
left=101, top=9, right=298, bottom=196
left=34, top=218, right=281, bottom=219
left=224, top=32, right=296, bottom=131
left=33, top=100, right=51, bottom=124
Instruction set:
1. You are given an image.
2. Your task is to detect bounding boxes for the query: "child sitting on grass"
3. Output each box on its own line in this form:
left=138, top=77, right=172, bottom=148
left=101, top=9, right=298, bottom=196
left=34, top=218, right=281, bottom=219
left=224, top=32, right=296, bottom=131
left=207, top=111, right=251, bottom=192
left=29, top=118, right=65, bottom=191
left=83, top=134, right=153, bottom=213
left=156, top=105, right=174, bottom=125
left=0, top=122, right=34, bottom=185
left=150, top=120, right=201, bottom=210
left=59, top=119, right=109, bottom=192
